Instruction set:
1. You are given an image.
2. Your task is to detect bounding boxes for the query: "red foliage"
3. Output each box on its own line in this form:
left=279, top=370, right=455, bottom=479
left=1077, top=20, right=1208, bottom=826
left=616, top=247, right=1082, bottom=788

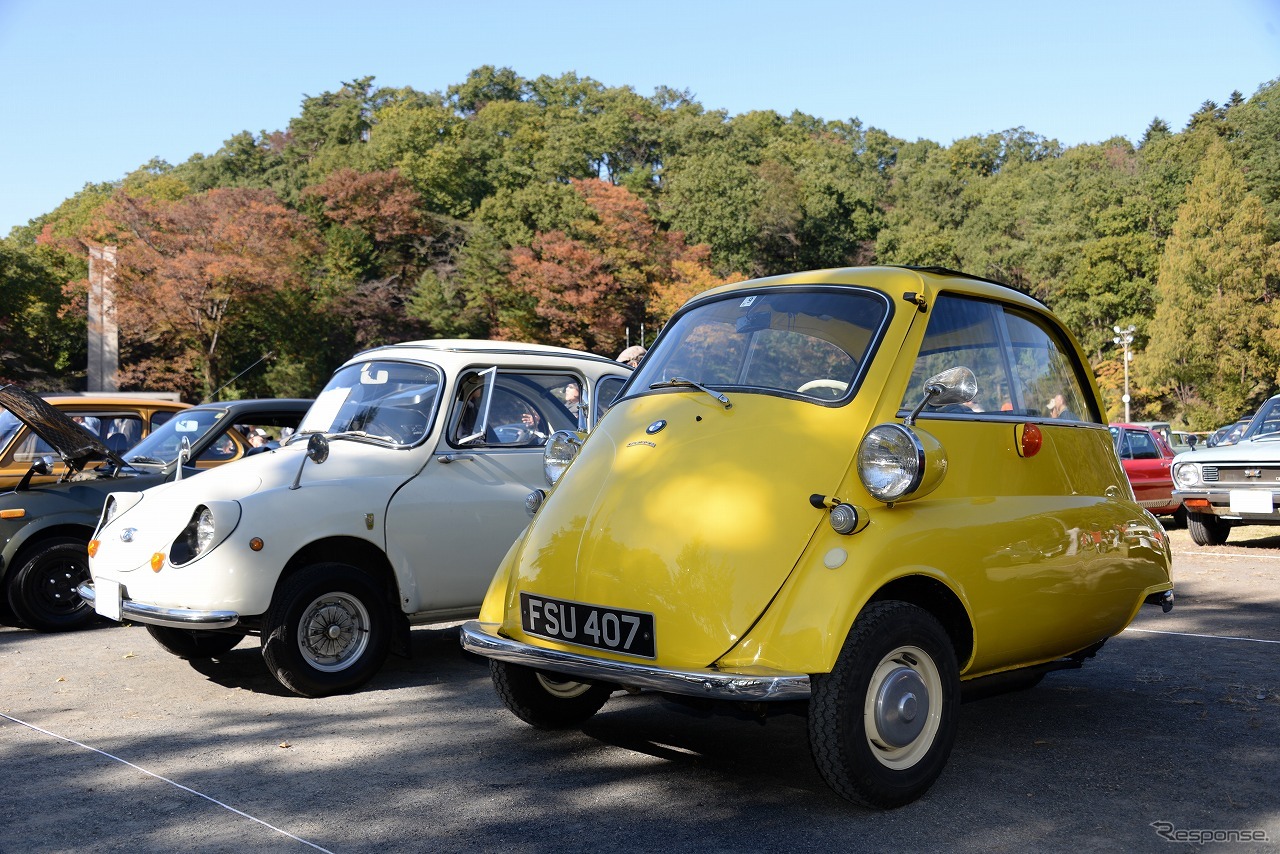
left=302, top=168, right=430, bottom=245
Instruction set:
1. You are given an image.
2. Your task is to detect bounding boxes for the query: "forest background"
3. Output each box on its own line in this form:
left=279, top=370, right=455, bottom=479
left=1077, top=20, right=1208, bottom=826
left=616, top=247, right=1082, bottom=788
left=1, top=66, right=1278, bottom=430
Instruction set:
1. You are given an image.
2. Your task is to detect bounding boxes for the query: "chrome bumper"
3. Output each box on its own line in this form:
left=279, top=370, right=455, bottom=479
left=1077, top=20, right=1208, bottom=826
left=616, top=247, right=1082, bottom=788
left=460, top=620, right=811, bottom=701
left=77, top=582, right=241, bottom=630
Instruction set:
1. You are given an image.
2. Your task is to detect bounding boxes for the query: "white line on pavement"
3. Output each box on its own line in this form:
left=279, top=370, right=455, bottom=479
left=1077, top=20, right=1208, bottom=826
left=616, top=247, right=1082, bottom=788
left=1125, top=627, right=1280, bottom=645
left=0, top=712, right=335, bottom=853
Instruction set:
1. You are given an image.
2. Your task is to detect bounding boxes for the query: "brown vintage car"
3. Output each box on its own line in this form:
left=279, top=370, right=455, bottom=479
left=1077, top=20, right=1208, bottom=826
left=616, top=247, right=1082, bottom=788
left=0, top=395, right=189, bottom=490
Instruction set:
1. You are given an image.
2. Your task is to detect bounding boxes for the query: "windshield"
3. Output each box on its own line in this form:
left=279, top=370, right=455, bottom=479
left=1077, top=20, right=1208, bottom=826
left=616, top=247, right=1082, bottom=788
left=0, top=409, right=20, bottom=456
left=298, top=359, right=442, bottom=446
left=1243, top=398, right=1280, bottom=440
left=628, top=288, right=890, bottom=403
left=123, top=409, right=229, bottom=465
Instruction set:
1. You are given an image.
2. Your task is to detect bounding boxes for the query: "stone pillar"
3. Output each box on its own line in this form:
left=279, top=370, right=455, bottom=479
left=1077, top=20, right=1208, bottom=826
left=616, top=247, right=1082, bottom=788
left=87, top=245, right=119, bottom=392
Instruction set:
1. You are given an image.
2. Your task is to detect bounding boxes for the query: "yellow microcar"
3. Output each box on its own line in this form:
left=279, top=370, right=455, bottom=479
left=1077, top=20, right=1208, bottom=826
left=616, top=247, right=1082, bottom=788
left=461, top=266, right=1173, bottom=809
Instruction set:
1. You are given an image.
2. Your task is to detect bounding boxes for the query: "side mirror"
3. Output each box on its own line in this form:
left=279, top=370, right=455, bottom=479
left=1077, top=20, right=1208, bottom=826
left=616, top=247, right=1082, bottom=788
left=904, top=366, right=977, bottom=426
left=174, top=437, right=192, bottom=482
left=14, top=455, right=54, bottom=492
left=290, top=434, right=330, bottom=490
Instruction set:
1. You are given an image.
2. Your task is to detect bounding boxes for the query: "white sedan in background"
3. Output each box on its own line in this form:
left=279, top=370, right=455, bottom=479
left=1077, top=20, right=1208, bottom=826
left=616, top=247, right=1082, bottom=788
left=83, top=340, right=630, bottom=696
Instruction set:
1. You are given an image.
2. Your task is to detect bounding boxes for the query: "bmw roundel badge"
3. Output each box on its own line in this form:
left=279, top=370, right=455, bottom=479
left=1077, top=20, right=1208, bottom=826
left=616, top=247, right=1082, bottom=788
left=646, top=420, right=667, bottom=435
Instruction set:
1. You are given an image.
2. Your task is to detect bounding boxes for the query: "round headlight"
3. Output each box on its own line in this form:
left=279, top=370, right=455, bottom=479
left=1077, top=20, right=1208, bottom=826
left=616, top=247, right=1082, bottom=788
left=1173, top=462, right=1200, bottom=489
left=544, top=430, right=583, bottom=486
left=102, top=496, right=118, bottom=526
left=857, top=424, right=925, bottom=502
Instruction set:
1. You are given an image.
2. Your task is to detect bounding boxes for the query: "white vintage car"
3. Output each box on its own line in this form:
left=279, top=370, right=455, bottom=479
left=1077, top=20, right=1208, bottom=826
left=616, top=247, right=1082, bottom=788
left=82, top=340, right=631, bottom=696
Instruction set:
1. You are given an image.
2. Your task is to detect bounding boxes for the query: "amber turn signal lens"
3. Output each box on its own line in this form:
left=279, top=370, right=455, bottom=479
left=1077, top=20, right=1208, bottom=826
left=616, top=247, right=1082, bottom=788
left=249, top=537, right=264, bottom=551
left=0, top=508, right=24, bottom=519
left=1016, top=423, right=1042, bottom=458
left=150, top=552, right=165, bottom=572
left=87, top=539, right=100, bottom=558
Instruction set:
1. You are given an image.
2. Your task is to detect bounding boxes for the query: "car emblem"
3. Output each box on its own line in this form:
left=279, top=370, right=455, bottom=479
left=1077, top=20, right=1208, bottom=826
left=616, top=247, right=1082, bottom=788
left=646, top=420, right=667, bottom=435
left=119, top=527, right=137, bottom=543
left=1245, top=468, right=1262, bottom=478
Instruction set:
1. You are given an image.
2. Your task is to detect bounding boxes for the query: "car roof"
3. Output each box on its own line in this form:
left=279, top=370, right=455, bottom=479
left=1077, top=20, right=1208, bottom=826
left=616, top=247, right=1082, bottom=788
left=182, top=399, right=313, bottom=414
left=345, top=339, right=627, bottom=369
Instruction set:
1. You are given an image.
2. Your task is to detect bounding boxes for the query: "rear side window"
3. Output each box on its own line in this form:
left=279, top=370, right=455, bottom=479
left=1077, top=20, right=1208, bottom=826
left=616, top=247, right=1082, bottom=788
left=901, top=294, right=1097, bottom=423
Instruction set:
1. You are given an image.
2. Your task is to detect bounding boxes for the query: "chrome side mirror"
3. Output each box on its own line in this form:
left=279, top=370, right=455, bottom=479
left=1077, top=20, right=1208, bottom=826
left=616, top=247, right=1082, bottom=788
left=904, top=366, right=977, bottom=427
left=174, top=437, right=192, bottom=482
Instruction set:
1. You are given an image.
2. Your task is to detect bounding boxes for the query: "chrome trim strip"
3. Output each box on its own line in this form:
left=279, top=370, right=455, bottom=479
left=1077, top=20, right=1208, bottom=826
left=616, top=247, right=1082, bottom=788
left=460, top=620, right=811, bottom=701
left=77, top=582, right=241, bottom=630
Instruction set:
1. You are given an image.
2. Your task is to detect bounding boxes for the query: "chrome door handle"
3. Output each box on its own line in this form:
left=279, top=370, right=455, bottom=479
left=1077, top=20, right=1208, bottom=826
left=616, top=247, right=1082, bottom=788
left=436, top=454, right=476, bottom=464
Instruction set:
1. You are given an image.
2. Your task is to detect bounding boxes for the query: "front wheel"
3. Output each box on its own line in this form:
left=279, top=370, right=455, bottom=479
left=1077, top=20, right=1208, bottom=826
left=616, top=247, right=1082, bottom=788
left=1187, top=511, right=1229, bottom=546
left=491, top=660, right=613, bottom=728
left=146, top=625, right=248, bottom=659
left=7, top=537, right=96, bottom=632
left=809, top=601, right=960, bottom=809
left=261, top=563, right=391, bottom=697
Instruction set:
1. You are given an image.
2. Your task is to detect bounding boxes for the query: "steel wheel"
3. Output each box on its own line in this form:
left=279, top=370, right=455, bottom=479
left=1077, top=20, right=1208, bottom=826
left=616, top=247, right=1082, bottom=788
left=862, top=645, right=944, bottom=770
left=8, top=537, right=97, bottom=632
left=297, top=591, right=372, bottom=672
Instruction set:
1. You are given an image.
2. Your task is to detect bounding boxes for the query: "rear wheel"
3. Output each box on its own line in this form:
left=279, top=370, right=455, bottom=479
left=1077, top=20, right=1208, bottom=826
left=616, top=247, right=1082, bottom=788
left=491, top=660, right=613, bottom=728
left=1187, top=511, right=1229, bottom=546
left=809, top=601, right=960, bottom=809
left=261, top=563, right=391, bottom=697
left=146, top=625, right=248, bottom=659
left=7, top=537, right=96, bottom=632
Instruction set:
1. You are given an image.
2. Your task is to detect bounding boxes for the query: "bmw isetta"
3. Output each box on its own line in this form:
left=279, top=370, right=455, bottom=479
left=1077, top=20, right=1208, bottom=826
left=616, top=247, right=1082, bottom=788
left=461, top=266, right=1174, bottom=808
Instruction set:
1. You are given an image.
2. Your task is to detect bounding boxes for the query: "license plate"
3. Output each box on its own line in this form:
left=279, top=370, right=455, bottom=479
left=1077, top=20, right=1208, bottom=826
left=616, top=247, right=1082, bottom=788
left=1230, top=490, right=1274, bottom=514
left=94, top=578, right=122, bottom=622
left=520, top=592, right=655, bottom=659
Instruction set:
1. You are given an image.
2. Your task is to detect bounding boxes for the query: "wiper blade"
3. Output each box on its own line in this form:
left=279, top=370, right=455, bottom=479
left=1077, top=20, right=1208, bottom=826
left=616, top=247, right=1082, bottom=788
left=648, top=377, right=732, bottom=409
left=126, top=456, right=164, bottom=464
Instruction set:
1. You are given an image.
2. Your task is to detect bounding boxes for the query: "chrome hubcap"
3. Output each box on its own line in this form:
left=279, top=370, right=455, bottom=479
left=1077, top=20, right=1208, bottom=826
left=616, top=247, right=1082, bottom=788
left=297, top=592, right=370, bottom=672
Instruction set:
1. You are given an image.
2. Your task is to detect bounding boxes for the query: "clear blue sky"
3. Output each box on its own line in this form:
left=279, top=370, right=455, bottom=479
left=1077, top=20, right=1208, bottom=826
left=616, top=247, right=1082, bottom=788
left=1, top=0, right=1277, bottom=236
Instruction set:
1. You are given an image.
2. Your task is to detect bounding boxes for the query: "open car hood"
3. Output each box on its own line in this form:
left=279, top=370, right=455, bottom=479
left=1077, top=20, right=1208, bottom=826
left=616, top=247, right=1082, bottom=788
left=0, top=384, right=126, bottom=473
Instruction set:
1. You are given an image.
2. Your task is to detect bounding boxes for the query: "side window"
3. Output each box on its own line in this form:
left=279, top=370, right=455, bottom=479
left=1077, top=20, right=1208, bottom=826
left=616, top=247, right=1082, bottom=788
left=595, top=376, right=627, bottom=420
left=901, top=295, right=1096, bottom=422
left=1004, top=310, right=1095, bottom=423
left=151, top=410, right=178, bottom=430
left=451, top=371, right=582, bottom=448
left=900, top=297, right=1014, bottom=415
left=1126, top=430, right=1159, bottom=460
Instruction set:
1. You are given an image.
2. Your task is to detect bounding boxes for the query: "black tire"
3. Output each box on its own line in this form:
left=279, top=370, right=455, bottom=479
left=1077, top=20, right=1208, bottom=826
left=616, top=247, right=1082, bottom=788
left=491, top=660, right=613, bottom=728
left=6, top=537, right=96, bottom=632
left=146, top=625, right=248, bottom=659
left=1187, top=511, right=1230, bottom=546
left=1170, top=505, right=1189, bottom=529
left=809, top=601, right=960, bottom=809
left=261, top=563, right=391, bottom=698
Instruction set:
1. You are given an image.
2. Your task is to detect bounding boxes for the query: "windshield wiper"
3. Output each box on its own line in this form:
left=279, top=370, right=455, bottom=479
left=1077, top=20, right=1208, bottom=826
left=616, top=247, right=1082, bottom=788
left=648, top=377, right=732, bottom=409
left=126, top=456, right=164, bottom=465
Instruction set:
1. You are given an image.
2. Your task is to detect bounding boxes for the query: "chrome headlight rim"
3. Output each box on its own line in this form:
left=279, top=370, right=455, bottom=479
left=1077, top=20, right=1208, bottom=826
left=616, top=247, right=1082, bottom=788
left=1173, top=461, right=1201, bottom=489
left=543, top=429, right=584, bottom=486
left=857, top=423, right=926, bottom=503
left=167, top=501, right=241, bottom=566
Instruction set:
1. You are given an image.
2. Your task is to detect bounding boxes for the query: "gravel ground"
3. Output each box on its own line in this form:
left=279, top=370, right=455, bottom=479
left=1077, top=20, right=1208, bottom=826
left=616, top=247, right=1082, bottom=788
left=1, top=525, right=1277, bottom=853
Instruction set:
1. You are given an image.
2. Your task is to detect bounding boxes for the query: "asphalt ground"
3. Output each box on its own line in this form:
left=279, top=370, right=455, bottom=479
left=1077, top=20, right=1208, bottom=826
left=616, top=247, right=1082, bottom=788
left=2, top=526, right=1277, bottom=853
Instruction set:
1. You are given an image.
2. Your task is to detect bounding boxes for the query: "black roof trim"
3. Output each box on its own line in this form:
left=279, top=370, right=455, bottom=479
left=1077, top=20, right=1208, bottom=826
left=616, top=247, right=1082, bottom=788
left=894, top=266, right=1034, bottom=297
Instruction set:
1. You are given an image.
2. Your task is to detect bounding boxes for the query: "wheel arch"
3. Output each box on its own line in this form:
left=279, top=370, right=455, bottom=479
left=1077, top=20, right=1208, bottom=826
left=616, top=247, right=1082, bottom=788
left=867, top=574, right=975, bottom=672
left=281, top=536, right=399, bottom=604
left=3, top=521, right=95, bottom=581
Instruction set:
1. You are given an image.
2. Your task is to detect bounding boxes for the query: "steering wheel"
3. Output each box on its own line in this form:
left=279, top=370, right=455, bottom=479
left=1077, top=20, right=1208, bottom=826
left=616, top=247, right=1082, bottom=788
left=797, top=379, right=849, bottom=398
left=492, top=424, right=534, bottom=445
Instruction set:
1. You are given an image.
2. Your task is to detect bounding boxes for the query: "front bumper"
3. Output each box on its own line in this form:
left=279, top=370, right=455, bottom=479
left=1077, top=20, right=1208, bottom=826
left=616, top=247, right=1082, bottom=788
left=1175, top=488, right=1280, bottom=523
left=460, top=620, right=811, bottom=701
left=77, top=582, right=241, bottom=630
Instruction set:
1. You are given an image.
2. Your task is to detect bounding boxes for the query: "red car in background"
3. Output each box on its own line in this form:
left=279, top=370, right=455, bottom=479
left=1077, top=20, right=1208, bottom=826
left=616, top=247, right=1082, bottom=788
left=1110, top=423, right=1182, bottom=522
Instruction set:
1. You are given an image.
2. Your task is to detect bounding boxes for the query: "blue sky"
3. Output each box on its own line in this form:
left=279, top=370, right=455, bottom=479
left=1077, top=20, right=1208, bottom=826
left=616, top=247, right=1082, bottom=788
left=1, top=0, right=1277, bottom=236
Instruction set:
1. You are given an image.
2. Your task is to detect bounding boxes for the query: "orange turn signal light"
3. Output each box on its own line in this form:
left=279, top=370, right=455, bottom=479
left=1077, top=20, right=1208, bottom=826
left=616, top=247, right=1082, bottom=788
left=249, top=537, right=264, bottom=551
left=1184, top=498, right=1211, bottom=509
left=0, top=508, right=25, bottom=519
left=88, top=539, right=100, bottom=558
left=1016, top=423, right=1043, bottom=458
left=150, top=552, right=165, bottom=572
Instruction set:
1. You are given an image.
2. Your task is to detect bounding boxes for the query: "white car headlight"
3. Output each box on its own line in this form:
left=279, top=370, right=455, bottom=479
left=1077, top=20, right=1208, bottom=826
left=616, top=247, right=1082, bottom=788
left=1173, top=462, right=1200, bottom=489
left=171, top=505, right=217, bottom=565
left=544, top=430, right=583, bottom=486
left=857, top=423, right=948, bottom=504
left=102, top=496, right=119, bottom=527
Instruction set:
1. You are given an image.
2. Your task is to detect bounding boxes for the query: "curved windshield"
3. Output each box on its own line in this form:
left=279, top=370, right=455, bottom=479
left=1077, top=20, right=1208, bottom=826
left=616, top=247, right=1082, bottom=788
left=123, top=409, right=230, bottom=465
left=0, top=409, right=21, bottom=456
left=629, top=288, right=890, bottom=403
left=298, top=360, right=442, bottom=447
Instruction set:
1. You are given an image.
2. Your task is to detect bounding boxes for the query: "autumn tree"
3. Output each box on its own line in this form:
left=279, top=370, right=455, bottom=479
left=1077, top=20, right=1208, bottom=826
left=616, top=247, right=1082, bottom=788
left=500, top=179, right=723, bottom=354
left=99, top=188, right=322, bottom=400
